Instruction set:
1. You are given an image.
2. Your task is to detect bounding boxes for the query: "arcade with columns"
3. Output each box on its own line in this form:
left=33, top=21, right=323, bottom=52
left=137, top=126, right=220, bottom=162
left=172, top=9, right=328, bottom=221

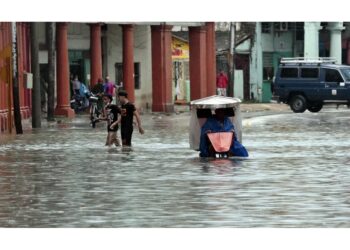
left=2, top=22, right=350, bottom=133
left=55, top=22, right=217, bottom=117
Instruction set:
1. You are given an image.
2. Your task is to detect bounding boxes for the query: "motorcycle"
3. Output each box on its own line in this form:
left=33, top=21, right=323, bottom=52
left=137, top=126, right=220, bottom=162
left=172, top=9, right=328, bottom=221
left=70, top=83, right=90, bottom=113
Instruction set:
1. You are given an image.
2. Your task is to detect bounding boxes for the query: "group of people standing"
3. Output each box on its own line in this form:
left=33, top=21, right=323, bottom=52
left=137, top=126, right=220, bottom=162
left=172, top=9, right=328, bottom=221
left=68, top=69, right=229, bottom=149
left=71, top=75, right=144, bottom=148
left=101, top=89, right=144, bottom=148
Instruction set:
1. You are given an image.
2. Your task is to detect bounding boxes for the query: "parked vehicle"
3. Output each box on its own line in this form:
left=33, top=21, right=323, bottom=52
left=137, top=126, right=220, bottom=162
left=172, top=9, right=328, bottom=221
left=70, top=83, right=91, bottom=113
left=272, top=57, right=350, bottom=113
left=70, top=93, right=90, bottom=113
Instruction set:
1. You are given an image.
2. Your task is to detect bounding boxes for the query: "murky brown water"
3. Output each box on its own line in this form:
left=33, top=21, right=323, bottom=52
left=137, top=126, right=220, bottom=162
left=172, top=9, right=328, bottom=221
left=1, top=109, right=350, bottom=227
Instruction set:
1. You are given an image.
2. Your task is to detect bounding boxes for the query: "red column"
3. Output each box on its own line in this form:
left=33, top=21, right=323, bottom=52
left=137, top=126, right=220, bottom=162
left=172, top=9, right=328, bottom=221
left=55, top=23, right=74, bottom=118
left=17, top=23, right=25, bottom=109
left=1, top=23, right=9, bottom=132
left=0, top=26, right=4, bottom=112
left=90, top=23, right=102, bottom=87
left=206, top=22, right=216, bottom=96
left=189, top=26, right=207, bottom=100
left=151, top=25, right=174, bottom=112
left=347, top=40, right=350, bottom=65
left=122, top=24, right=135, bottom=103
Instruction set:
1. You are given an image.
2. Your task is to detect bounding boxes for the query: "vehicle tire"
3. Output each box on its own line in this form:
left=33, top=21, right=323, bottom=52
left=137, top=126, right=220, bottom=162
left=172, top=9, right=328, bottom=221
left=290, top=95, right=307, bottom=113
left=307, top=103, right=323, bottom=113
left=90, top=106, right=98, bottom=128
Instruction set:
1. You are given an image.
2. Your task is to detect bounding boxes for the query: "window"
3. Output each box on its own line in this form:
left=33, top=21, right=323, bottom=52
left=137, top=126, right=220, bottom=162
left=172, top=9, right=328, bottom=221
left=262, top=22, right=271, bottom=33
left=340, top=68, right=350, bottom=81
left=115, top=63, right=123, bottom=86
left=115, top=62, right=141, bottom=89
left=296, top=22, right=304, bottom=41
left=274, top=22, right=288, bottom=31
left=301, top=68, right=319, bottom=78
left=134, top=63, right=140, bottom=89
left=325, top=69, right=344, bottom=82
left=263, top=52, right=273, bottom=80
left=280, top=68, right=298, bottom=78
left=264, top=67, right=274, bottom=80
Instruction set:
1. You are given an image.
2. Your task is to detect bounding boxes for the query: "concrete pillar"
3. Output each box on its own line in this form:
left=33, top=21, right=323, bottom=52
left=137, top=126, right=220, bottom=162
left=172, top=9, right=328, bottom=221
left=19, top=23, right=29, bottom=118
left=327, top=22, right=345, bottom=64
left=256, top=22, right=263, bottom=102
left=55, top=23, right=75, bottom=118
left=90, top=23, right=103, bottom=87
left=24, top=23, right=31, bottom=112
left=151, top=25, right=174, bottom=112
left=206, top=22, right=216, bottom=96
left=121, top=24, right=135, bottom=103
left=189, top=26, right=207, bottom=100
left=304, top=22, right=322, bottom=58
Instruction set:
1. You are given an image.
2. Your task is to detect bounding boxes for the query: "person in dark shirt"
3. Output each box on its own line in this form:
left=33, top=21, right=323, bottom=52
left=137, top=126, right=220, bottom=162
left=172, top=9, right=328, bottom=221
left=101, top=94, right=121, bottom=147
left=117, top=90, right=144, bottom=146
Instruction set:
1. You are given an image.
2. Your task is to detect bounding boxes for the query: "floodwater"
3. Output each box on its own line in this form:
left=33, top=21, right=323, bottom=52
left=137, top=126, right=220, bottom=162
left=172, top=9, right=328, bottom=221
left=1, top=109, right=350, bottom=227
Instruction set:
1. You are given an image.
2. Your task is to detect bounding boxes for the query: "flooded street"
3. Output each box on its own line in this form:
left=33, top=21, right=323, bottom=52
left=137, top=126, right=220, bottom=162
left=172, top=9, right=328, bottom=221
left=1, top=109, right=350, bottom=227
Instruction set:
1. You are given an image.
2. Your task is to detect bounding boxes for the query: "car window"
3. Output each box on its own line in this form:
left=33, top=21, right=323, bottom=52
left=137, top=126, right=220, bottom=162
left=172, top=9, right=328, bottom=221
left=280, top=68, right=298, bottom=78
left=325, top=69, right=344, bottom=82
left=300, top=68, right=319, bottom=78
left=340, top=68, right=350, bottom=81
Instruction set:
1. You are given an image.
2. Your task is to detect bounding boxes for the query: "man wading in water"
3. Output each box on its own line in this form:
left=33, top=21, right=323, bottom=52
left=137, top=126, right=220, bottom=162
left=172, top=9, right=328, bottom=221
left=116, top=90, right=144, bottom=146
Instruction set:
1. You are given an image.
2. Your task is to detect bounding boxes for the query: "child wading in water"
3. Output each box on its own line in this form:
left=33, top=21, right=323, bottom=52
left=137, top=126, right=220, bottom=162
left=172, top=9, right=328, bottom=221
left=101, top=94, right=121, bottom=147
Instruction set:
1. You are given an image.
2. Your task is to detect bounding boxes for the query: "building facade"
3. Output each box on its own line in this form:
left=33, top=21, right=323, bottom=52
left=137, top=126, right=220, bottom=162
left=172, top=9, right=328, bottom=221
left=1, top=22, right=217, bottom=133
left=231, top=22, right=350, bottom=103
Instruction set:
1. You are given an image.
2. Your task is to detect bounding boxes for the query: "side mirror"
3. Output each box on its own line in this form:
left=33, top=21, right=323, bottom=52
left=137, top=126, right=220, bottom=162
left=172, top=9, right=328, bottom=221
left=339, top=82, right=345, bottom=87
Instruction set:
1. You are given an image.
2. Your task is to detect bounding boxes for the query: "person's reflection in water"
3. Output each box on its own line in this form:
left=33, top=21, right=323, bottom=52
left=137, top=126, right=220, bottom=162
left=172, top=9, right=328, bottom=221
left=201, top=158, right=243, bottom=174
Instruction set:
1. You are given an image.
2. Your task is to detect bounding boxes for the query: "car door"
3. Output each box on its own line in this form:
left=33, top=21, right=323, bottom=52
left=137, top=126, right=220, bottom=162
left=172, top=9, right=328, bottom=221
left=321, top=68, right=347, bottom=100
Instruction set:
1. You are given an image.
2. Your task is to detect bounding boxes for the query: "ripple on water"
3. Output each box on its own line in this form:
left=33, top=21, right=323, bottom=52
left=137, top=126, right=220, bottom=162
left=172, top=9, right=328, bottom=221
left=1, top=112, right=350, bottom=227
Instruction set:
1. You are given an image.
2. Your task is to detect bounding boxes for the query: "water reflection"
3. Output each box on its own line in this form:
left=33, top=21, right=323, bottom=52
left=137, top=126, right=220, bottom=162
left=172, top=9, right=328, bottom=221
left=0, top=111, right=350, bottom=227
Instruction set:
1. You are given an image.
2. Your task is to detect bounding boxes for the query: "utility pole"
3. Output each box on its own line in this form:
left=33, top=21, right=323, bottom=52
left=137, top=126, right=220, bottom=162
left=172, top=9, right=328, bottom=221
left=228, top=22, right=235, bottom=97
left=11, top=22, right=23, bottom=134
left=31, top=22, right=41, bottom=128
left=256, top=22, right=263, bottom=102
left=46, top=22, right=55, bottom=121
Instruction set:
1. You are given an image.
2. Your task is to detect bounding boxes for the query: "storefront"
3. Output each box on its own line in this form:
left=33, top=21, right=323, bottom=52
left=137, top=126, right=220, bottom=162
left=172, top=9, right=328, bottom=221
left=172, top=35, right=190, bottom=103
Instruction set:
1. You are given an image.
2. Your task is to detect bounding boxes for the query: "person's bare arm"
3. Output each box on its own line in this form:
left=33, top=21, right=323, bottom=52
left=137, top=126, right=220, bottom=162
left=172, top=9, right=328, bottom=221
left=99, top=106, right=109, bottom=121
left=133, top=110, right=144, bottom=134
left=110, top=116, right=121, bottom=129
